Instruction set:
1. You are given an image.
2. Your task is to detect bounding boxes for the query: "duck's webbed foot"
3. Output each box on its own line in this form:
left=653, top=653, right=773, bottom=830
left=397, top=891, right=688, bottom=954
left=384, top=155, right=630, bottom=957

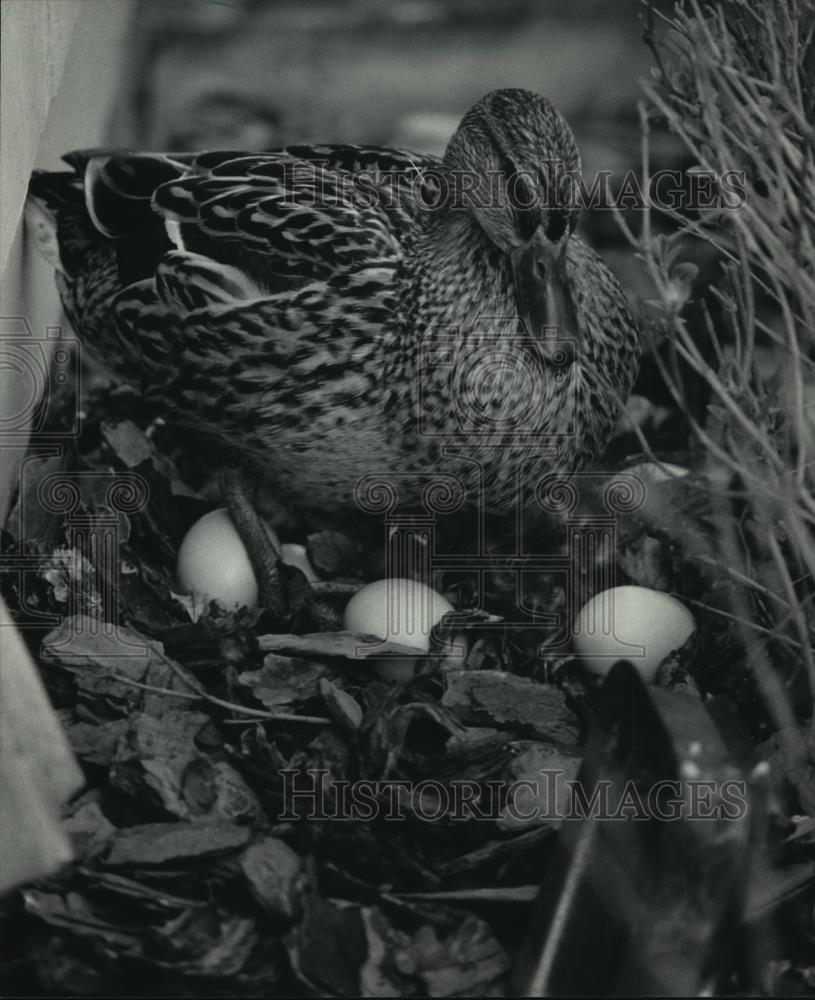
left=219, top=466, right=341, bottom=631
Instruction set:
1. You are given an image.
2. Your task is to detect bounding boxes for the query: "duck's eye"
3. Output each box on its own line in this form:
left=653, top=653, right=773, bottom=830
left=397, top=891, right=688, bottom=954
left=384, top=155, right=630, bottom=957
left=497, top=154, right=539, bottom=241
left=546, top=209, right=568, bottom=242
left=515, top=202, right=540, bottom=242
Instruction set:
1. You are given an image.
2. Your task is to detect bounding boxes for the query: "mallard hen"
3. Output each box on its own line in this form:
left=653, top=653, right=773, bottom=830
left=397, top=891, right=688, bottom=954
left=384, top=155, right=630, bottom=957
left=28, top=88, right=639, bottom=520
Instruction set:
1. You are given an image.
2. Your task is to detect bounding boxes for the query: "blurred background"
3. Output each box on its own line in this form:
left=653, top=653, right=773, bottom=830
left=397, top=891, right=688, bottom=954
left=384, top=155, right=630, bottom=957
left=103, top=0, right=684, bottom=319
left=115, top=0, right=653, bottom=157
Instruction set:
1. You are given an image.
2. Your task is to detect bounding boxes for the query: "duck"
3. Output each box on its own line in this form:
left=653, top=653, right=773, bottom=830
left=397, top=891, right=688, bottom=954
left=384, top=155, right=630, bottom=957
left=27, top=88, right=639, bottom=616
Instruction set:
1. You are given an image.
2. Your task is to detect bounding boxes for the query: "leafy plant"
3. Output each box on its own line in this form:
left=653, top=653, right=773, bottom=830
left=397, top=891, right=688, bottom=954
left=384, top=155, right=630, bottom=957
left=616, top=0, right=815, bottom=736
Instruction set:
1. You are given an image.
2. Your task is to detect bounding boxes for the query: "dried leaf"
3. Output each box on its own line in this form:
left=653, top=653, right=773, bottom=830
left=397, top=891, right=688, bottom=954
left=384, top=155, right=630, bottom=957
left=359, top=907, right=418, bottom=997
left=65, top=718, right=128, bottom=767
left=287, top=897, right=367, bottom=995
left=40, top=616, right=197, bottom=717
left=22, top=889, right=143, bottom=954
left=759, top=725, right=815, bottom=815
left=105, top=820, right=250, bottom=867
left=101, top=419, right=157, bottom=468
left=442, top=670, right=580, bottom=744
left=148, top=907, right=258, bottom=978
left=394, top=915, right=510, bottom=997
left=306, top=530, right=360, bottom=576
left=239, top=836, right=304, bottom=921
left=497, top=745, right=582, bottom=830
left=237, top=652, right=334, bottom=708
left=320, top=677, right=364, bottom=732
left=62, top=793, right=116, bottom=860
left=40, top=548, right=104, bottom=619
left=258, top=631, right=421, bottom=659
left=101, top=420, right=193, bottom=499
left=618, top=532, right=671, bottom=590
left=5, top=451, right=69, bottom=547
left=110, top=711, right=259, bottom=822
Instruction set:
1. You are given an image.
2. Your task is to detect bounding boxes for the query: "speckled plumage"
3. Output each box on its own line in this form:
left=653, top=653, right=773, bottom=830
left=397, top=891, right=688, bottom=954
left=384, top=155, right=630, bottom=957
left=28, top=89, right=639, bottom=515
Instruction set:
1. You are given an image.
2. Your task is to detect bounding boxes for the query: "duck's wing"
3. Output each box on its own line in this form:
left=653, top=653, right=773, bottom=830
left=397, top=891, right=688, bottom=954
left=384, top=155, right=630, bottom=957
left=29, top=146, right=440, bottom=417
left=278, top=143, right=443, bottom=231
left=83, top=145, right=440, bottom=288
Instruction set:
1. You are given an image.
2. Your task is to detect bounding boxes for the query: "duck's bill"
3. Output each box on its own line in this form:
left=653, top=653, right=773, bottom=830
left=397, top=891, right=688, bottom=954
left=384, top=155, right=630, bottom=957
left=511, top=241, right=580, bottom=365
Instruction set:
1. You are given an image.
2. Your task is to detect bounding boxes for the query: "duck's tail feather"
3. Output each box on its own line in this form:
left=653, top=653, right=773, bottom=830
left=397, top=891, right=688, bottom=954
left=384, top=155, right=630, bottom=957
left=26, top=153, right=190, bottom=384
left=26, top=170, right=89, bottom=274
left=27, top=151, right=194, bottom=277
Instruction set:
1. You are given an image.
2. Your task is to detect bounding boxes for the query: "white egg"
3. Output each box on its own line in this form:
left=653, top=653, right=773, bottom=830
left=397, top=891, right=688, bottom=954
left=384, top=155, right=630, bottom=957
left=177, top=509, right=315, bottom=612
left=344, top=578, right=456, bottom=681
left=344, top=578, right=454, bottom=651
left=177, top=508, right=262, bottom=610
left=573, top=585, right=696, bottom=682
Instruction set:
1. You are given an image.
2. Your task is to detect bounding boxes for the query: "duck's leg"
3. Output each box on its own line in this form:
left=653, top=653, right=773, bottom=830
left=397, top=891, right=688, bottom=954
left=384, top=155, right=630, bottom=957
left=219, top=466, right=341, bottom=630
left=219, top=466, right=288, bottom=623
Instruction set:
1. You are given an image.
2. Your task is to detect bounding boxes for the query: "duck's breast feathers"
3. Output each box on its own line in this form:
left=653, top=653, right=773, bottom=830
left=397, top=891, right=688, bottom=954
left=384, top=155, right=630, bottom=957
left=563, top=234, right=641, bottom=455
left=565, top=235, right=640, bottom=363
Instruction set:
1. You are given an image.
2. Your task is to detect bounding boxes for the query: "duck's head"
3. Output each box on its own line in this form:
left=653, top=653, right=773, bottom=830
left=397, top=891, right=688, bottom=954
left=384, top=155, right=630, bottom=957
left=442, top=89, right=583, bottom=360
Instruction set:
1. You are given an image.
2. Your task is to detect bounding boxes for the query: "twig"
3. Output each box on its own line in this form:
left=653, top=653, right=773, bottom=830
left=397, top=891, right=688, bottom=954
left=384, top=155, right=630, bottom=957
left=681, top=596, right=803, bottom=652
left=766, top=531, right=815, bottom=722
left=109, top=629, right=333, bottom=725
left=100, top=667, right=331, bottom=725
